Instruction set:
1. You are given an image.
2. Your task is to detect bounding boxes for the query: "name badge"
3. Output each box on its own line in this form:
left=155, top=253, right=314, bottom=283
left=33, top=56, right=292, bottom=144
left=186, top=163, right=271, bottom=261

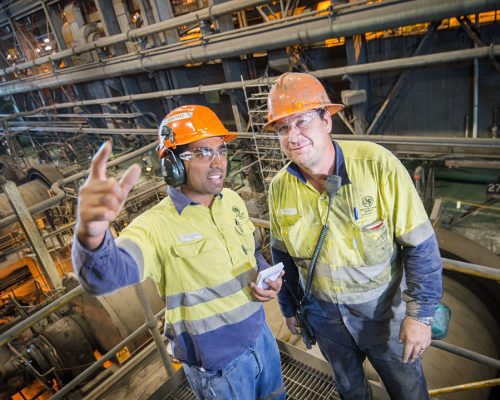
left=279, top=208, right=297, bottom=216
left=179, top=233, right=203, bottom=242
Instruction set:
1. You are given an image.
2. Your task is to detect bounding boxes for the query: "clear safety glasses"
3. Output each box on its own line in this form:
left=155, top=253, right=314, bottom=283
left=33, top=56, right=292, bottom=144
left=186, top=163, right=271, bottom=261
left=273, top=109, right=320, bottom=137
left=179, top=143, right=228, bottom=163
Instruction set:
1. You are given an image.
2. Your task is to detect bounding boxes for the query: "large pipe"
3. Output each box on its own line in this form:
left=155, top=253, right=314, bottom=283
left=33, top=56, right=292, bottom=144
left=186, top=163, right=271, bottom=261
left=0, top=286, right=84, bottom=346
left=2, top=44, right=500, bottom=123
left=0, top=0, right=274, bottom=78
left=0, top=0, right=497, bottom=96
left=0, top=141, right=158, bottom=230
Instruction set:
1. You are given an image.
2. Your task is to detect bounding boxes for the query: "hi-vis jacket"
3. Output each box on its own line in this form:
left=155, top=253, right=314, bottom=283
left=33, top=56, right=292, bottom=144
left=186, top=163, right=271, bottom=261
left=270, top=140, right=442, bottom=324
left=74, top=187, right=265, bottom=371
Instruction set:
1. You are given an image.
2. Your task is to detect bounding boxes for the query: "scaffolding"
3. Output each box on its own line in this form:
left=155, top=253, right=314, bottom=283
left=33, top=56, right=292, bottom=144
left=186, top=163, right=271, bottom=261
left=242, top=75, right=287, bottom=193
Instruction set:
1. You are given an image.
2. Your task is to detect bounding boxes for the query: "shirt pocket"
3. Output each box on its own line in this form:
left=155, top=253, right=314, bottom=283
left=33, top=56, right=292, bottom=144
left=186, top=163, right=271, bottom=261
left=171, top=238, right=230, bottom=291
left=279, top=215, right=321, bottom=259
left=353, top=219, right=392, bottom=266
left=233, top=219, right=256, bottom=269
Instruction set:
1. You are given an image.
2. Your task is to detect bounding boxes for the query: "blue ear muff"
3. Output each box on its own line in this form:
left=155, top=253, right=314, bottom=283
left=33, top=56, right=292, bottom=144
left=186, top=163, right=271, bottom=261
left=161, top=149, right=186, bottom=187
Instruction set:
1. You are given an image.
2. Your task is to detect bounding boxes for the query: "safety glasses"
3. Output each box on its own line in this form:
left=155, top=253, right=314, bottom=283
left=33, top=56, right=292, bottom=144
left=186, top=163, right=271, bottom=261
left=274, top=110, right=320, bottom=137
left=179, top=143, right=228, bottom=163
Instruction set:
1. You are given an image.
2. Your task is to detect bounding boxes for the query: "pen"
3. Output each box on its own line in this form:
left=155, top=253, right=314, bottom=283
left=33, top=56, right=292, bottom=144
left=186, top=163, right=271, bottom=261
left=353, top=207, right=359, bottom=221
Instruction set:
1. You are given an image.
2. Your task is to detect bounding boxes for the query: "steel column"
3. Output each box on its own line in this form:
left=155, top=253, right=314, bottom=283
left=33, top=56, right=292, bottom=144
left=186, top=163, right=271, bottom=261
left=2, top=180, right=62, bottom=288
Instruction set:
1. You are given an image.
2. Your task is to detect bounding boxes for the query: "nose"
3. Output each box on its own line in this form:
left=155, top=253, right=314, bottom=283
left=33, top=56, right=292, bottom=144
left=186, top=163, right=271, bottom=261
left=286, top=125, right=302, bottom=142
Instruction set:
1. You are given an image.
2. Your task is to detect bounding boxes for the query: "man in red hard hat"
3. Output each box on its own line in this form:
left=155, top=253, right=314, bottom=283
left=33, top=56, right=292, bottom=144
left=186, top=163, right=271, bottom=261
left=73, top=105, right=286, bottom=399
left=266, top=73, right=442, bottom=400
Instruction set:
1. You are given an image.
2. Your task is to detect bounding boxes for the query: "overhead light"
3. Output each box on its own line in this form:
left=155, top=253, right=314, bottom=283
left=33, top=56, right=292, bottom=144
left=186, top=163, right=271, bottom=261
left=44, top=38, right=50, bottom=43
left=45, top=45, right=52, bottom=51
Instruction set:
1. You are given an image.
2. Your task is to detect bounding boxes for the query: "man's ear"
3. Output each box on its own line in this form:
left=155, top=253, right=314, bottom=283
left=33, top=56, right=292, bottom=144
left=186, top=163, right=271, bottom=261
left=322, top=110, right=333, bottom=133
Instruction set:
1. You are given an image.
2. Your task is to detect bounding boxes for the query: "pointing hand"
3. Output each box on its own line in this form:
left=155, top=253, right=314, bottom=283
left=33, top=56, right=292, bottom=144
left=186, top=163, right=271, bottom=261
left=76, top=141, right=141, bottom=250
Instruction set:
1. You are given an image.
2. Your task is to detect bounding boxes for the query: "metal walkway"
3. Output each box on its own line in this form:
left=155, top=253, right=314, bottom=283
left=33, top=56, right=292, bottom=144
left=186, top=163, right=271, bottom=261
left=156, top=342, right=340, bottom=400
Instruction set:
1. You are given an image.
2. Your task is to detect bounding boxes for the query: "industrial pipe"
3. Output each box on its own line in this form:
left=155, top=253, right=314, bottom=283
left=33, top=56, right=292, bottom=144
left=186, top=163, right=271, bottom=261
left=0, top=286, right=84, bottom=346
left=2, top=44, right=500, bottom=123
left=49, top=307, right=167, bottom=400
left=428, top=378, right=500, bottom=397
left=431, top=340, right=500, bottom=370
left=0, top=141, right=158, bottom=229
left=442, top=257, right=500, bottom=281
left=0, top=0, right=274, bottom=78
left=0, top=0, right=497, bottom=95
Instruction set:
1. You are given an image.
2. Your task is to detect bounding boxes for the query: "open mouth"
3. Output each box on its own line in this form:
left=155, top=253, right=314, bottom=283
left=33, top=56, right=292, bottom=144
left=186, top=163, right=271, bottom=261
left=207, top=173, right=223, bottom=181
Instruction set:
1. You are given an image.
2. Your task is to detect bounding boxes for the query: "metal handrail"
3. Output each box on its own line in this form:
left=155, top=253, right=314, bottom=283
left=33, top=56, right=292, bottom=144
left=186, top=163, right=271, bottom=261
left=429, top=378, right=500, bottom=397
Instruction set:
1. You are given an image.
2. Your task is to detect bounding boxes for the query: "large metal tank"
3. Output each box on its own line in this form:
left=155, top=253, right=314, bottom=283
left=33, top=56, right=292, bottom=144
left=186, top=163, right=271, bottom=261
left=75, top=277, right=165, bottom=354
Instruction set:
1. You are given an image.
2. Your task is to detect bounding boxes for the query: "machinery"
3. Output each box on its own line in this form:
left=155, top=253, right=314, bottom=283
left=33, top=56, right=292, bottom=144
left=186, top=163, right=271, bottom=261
left=0, top=0, right=498, bottom=399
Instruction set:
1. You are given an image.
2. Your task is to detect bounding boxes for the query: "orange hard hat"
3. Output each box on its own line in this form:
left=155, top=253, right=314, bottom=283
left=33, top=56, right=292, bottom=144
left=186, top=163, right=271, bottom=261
left=158, top=105, right=237, bottom=159
left=263, top=72, right=344, bottom=131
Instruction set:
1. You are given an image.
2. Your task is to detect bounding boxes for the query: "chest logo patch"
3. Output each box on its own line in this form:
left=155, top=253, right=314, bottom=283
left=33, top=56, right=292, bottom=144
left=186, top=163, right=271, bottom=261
left=359, top=195, right=377, bottom=217
left=232, top=205, right=245, bottom=220
left=362, top=196, right=374, bottom=208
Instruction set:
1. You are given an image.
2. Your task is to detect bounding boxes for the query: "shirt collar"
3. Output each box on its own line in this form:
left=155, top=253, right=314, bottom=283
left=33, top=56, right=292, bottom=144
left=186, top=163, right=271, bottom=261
left=286, top=140, right=351, bottom=186
left=167, top=186, right=223, bottom=215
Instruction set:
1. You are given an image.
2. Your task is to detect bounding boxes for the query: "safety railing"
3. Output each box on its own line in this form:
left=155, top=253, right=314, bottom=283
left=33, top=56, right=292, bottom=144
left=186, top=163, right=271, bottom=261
left=1, top=220, right=499, bottom=399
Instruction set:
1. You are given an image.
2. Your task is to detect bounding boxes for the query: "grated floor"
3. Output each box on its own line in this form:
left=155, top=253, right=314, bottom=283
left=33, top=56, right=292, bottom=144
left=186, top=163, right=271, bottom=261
left=162, top=352, right=339, bottom=400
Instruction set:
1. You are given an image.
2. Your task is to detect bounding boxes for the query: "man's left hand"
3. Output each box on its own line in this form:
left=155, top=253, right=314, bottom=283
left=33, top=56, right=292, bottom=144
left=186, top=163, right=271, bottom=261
left=250, top=271, right=284, bottom=302
left=399, top=316, right=432, bottom=363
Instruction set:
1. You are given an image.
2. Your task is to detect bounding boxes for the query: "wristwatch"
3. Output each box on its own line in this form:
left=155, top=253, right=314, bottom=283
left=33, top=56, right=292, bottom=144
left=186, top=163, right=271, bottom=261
left=410, top=316, right=433, bottom=326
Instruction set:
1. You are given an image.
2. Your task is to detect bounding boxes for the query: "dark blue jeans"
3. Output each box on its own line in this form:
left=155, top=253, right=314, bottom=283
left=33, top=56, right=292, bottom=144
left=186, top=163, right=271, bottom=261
left=305, top=299, right=429, bottom=400
left=183, top=323, right=286, bottom=400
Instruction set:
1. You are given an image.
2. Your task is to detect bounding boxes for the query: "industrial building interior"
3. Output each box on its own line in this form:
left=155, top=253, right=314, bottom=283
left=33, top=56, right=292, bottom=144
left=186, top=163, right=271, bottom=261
left=0, top=0, right=499, bottom=399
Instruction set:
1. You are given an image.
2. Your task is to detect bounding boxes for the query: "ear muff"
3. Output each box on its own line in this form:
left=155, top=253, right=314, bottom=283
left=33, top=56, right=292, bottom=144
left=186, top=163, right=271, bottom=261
left=161, top=149, right=186, bottom=187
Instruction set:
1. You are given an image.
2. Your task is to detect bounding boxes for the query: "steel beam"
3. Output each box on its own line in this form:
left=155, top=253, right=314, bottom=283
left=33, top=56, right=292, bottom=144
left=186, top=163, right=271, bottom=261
left=0, top=0, right=498, bottom=94
left=366, top=23, right=438, bottom=135
left=345, top=31, right=369, bottom=134
left=1, top=43, right=498, bottom=110
left=2, top=180, right=62, bottom=288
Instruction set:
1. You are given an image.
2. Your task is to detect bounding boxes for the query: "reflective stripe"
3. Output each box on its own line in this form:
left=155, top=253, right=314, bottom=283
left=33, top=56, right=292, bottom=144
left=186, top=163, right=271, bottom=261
left=316, top=279, right=393, bottom=304
left=169, top=301, right=262, bottom=336
left=270, top=237, right=287, bottom=253
left=397, top=219, right=434, bottom=246
left=167, top=286, right=254, bottom=324
left=117, top=237, right=145, bottom=277
left=167, top=269, right=257, bottom=309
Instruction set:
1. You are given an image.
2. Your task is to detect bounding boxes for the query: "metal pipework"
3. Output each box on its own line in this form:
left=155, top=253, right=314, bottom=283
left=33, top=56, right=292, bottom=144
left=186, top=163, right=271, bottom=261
left=428, top=378, right=500, bottom=397
left=134, top=284, right=175, bottom=376
left=48, top=305, right=168, bottom=400
left=2, top=44, right=500, bottom=122
left=0, top=0, right=274, bottom=78
left=442, top=257, right=500, bottom=281
left=0, top=0, right=497, bottom=96
left=431, top=340, right=500, bottom=370
left=0, top=286, right=84, bottom=346
left=0, top=141, right=158, bottom=229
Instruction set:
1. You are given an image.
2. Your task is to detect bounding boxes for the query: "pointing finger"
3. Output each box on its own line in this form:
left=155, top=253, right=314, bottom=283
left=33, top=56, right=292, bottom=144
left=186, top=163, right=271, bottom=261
left=90, top=141, right=112, bottom=181
left=119, top=164, right=142, bottom=198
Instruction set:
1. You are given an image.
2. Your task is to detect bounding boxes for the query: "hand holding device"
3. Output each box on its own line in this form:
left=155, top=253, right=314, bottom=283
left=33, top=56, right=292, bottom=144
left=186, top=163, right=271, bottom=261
left=256, top=262, right=284, bottom=290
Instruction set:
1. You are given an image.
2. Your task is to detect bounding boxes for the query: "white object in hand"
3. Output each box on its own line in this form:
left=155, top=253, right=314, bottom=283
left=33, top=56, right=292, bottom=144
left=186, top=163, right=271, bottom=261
left=256, top=262, right=284, bottom=290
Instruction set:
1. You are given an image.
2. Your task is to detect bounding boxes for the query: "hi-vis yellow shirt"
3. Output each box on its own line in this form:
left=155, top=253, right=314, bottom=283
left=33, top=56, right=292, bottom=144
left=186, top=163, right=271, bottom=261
left=116, top=188, right=264, bottom=370
left=269, top=140, right=435, bottom=305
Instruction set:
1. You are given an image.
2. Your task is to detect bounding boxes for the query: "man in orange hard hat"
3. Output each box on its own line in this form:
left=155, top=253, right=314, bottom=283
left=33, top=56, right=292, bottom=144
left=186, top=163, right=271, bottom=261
left=266, top=73, right=442, bottom=400
left=72, top=105, right=286, bottom=399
